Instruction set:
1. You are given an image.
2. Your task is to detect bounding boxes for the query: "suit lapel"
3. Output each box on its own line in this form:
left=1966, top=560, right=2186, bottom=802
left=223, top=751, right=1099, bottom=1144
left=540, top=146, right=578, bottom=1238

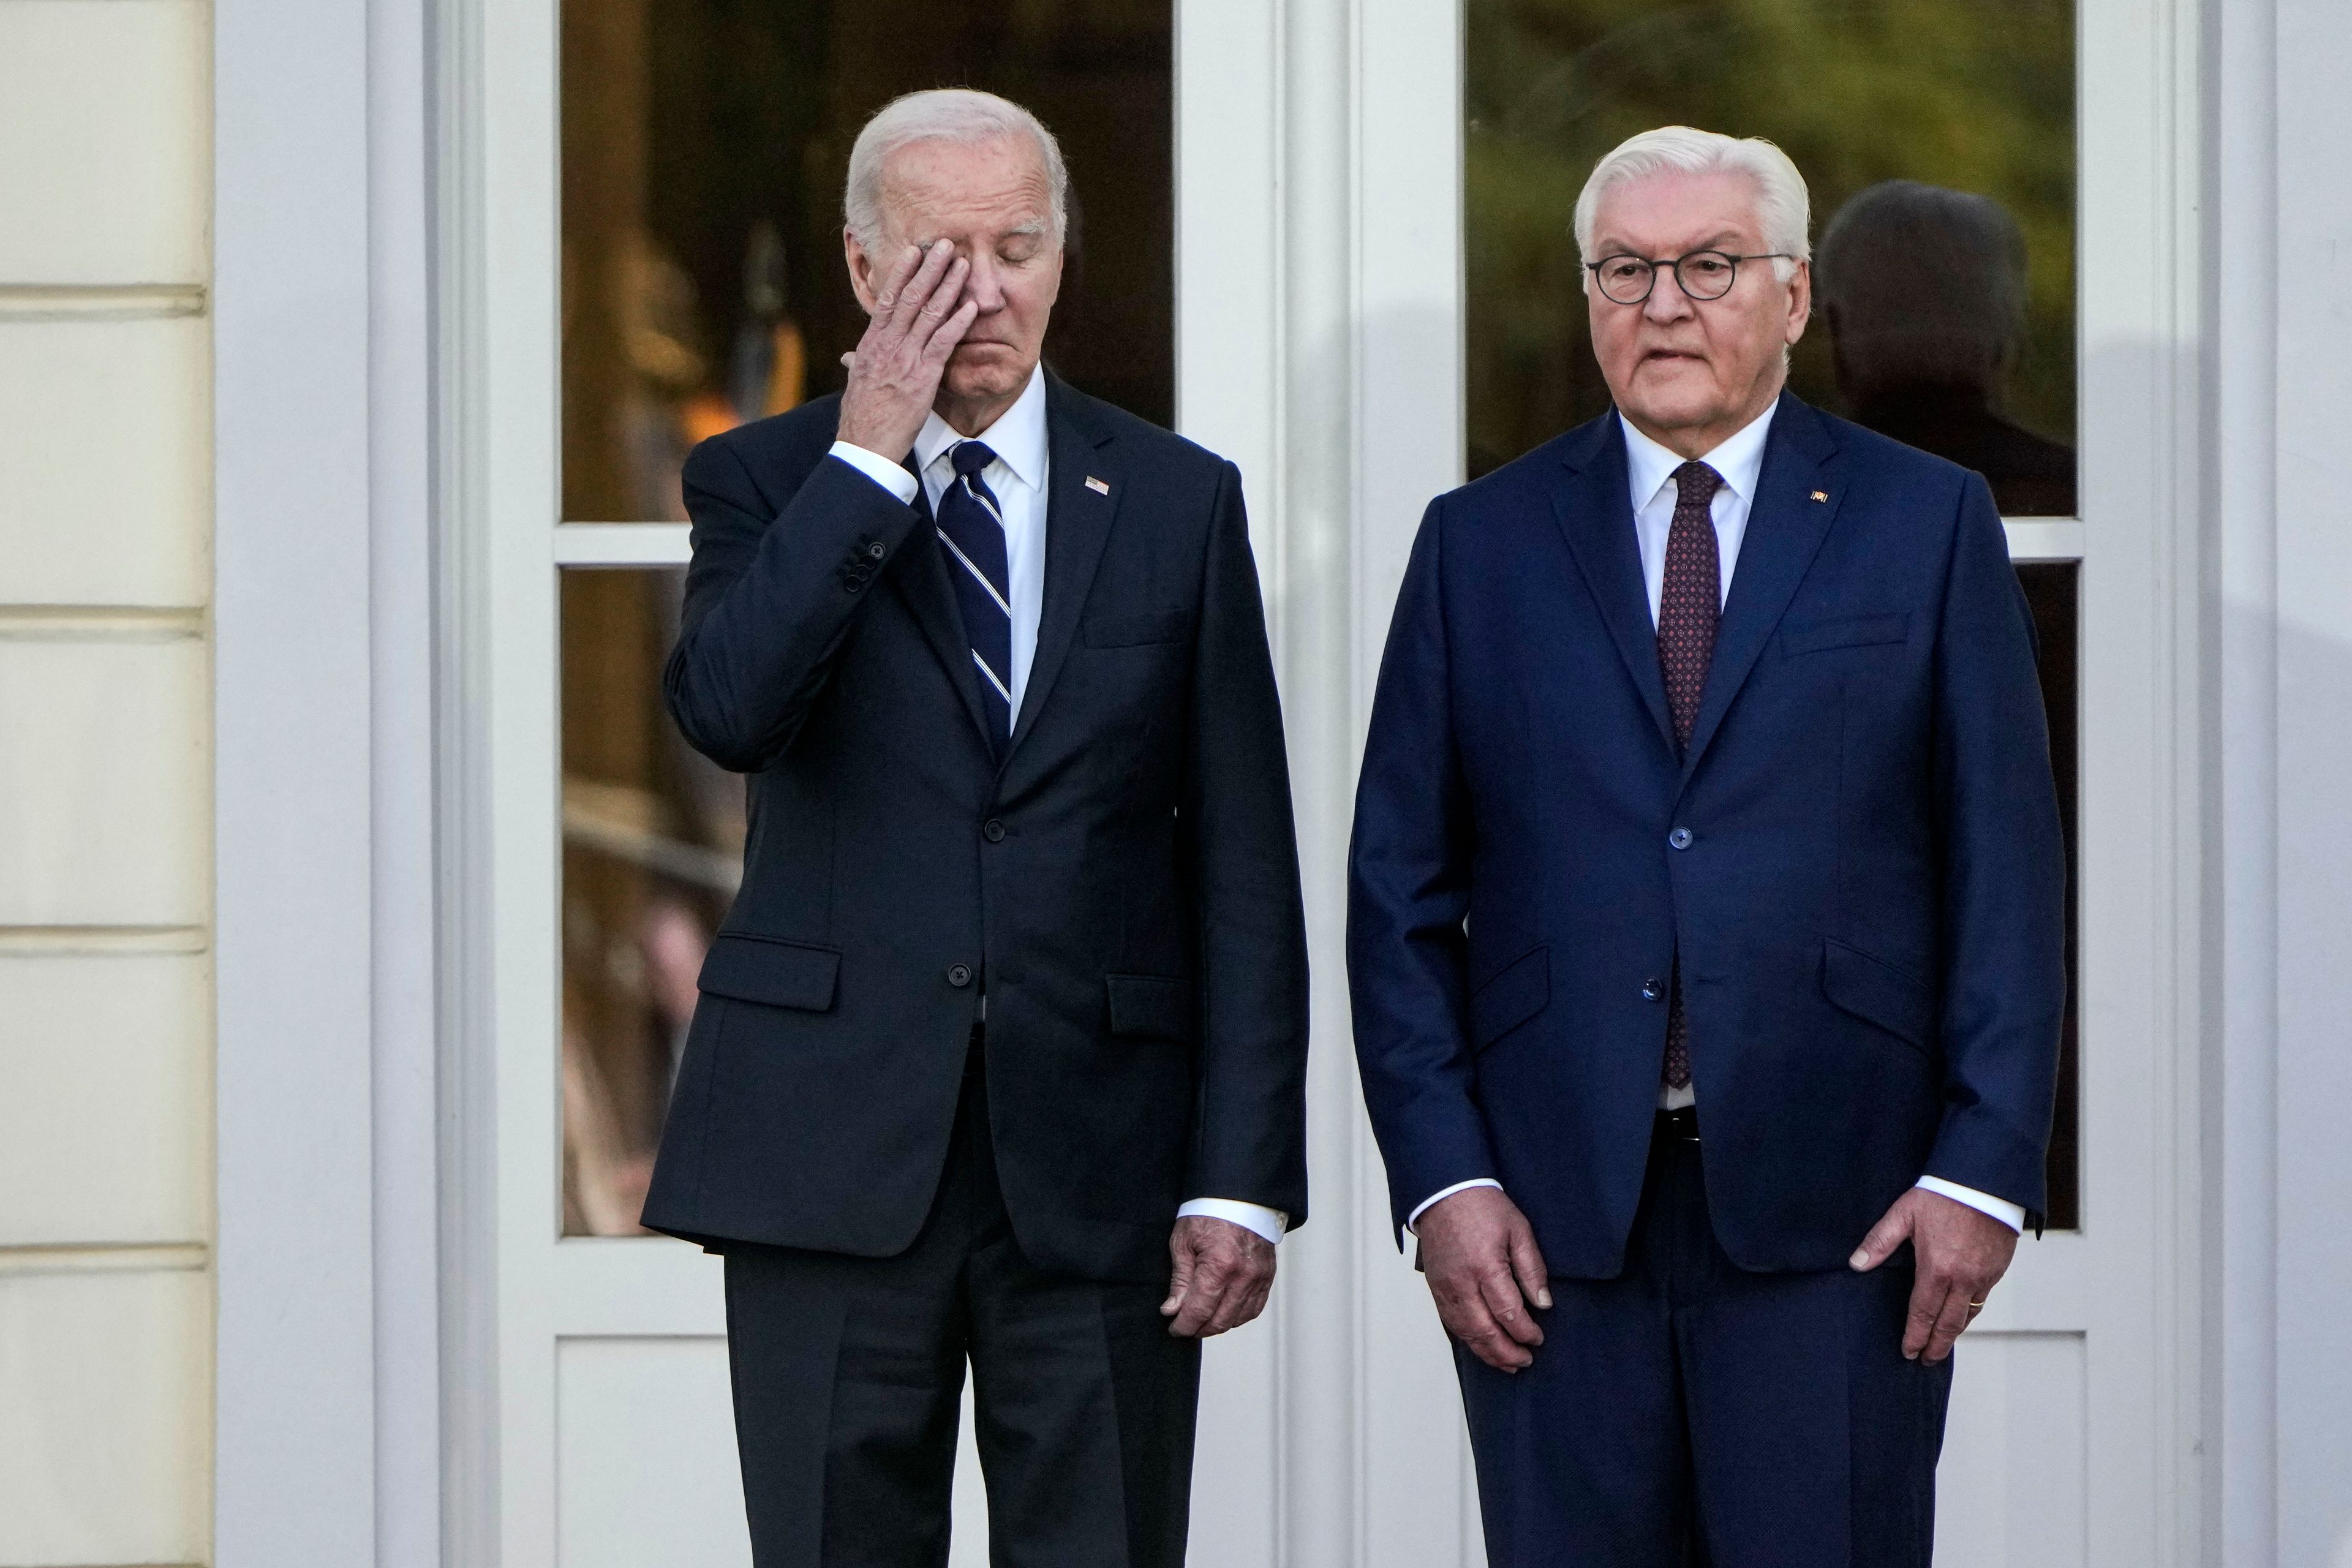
left=1679, top=393, right=1844, bottom=780
left=888, top=456, right=999, bottom=753
left=1001, top=379, right=1120, bottom=769
left=1551, top=415, right=1678, bottom=756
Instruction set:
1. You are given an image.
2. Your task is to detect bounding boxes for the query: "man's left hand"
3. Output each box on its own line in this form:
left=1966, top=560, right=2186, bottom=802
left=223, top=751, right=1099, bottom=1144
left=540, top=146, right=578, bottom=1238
left=1850, top=1187, right=2019, bottom=1364
left=1161, top=1216, right=1276, bottom=1338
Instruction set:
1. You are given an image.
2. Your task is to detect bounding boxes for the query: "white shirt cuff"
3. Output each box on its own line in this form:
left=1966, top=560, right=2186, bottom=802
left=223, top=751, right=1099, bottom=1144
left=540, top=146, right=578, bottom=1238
left=1403, top=1178, right=1504, bottom=1249
left=1176, top=1199, right=1287, bottom=1246
left=827, top=440, right=919, bottom=503
left=1915, top=1176, right=2026, bottom=1234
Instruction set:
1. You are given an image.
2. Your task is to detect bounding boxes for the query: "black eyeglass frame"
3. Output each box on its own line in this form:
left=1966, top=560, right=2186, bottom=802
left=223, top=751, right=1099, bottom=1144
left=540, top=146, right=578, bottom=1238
left=1583, top=249, right=1798, bottom=304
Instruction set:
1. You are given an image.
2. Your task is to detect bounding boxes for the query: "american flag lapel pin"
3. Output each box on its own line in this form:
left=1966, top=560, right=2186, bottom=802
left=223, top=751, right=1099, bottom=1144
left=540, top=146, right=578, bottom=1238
left=1085, top=475, right=1111, bottom=495
left=1810, top=489, right=1829, bottom=503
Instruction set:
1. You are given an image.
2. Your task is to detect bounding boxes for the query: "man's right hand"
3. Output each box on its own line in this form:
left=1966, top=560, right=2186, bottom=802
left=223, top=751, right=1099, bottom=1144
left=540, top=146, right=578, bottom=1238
left=1417, top=1185, right=1552, bottom=1373
left=835, top=239, right=979, bottom=460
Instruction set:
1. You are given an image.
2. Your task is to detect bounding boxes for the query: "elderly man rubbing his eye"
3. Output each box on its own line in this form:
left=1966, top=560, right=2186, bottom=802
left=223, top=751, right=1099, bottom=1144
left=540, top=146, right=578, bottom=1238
left=643, top=88, right=1309, bottom=1568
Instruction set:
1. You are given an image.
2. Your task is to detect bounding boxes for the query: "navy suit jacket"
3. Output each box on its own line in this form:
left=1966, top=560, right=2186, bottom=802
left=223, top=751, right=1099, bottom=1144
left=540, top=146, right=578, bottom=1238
left=1348, top=393, right=2065, bottom=1276
left=643, top=377, right=1310, bottom=1283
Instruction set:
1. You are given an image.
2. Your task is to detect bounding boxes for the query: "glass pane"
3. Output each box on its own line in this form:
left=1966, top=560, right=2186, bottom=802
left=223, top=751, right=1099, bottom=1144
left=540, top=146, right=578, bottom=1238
left=1464, top=0, right=2076, bottom=516
left=560, top=567, right=739, bottom=1235
left=2017, top=562, right=2079, bottom=1230
left=560, top=0, right=1174, bottom=522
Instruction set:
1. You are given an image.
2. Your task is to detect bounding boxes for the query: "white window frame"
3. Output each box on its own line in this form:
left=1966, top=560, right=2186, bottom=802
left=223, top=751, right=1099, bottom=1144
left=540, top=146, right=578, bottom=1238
left=407, top=3, right=2211, bottom=1567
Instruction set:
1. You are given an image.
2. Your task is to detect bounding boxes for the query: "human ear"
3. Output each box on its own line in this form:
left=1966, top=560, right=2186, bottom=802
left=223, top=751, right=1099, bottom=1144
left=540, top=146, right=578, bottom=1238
left=1783, top=258, right=1813, bottom=346
left=845, top=227, right=879, bottom=314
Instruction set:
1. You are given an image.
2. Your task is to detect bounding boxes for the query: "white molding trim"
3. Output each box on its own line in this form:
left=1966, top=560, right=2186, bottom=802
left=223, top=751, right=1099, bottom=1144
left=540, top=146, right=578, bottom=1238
left=213, top=0, right=380, bottom=1562
left=2255, top=1, right=2352, bottom=1561
left=552, top=523, right=692, bottom=566
left=369, top=0, right=445, bottom=1561
left=434, top=0, right=505, bottom=1559
left=2003, top=519, right=2090, bottom=561
left=0, top=283, right=208, bottom=320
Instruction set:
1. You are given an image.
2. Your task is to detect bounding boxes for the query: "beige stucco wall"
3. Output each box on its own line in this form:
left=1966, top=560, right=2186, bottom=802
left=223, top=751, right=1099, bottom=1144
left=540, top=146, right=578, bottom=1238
left=0, top=2, right=216, bottom=1565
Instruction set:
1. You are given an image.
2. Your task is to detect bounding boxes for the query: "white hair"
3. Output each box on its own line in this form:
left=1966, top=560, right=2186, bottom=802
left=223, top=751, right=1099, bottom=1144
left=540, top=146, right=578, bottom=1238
left=843, top=89, right=1069, bottom=254
left=1573, top=126, right=1811, bottom=293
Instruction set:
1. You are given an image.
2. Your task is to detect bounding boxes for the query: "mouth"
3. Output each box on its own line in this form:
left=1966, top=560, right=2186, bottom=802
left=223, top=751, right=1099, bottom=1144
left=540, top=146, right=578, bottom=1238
left=1642, top=348, right=1704, bottom=366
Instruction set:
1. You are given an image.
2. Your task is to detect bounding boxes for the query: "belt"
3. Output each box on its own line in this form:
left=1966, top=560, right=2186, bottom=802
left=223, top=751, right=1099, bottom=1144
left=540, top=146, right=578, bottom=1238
left=1656, top=1104, right=1701, bottom=1142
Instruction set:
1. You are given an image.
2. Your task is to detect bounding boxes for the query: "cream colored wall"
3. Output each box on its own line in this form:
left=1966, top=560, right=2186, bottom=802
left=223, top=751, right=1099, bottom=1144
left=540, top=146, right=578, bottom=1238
left=0, top=3, right=216, bottom=1566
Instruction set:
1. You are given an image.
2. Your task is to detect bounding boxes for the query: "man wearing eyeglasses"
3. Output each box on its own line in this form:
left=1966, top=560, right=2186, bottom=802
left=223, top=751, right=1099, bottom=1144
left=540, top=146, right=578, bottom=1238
left=1349, top=126, right=2065, bottom=1565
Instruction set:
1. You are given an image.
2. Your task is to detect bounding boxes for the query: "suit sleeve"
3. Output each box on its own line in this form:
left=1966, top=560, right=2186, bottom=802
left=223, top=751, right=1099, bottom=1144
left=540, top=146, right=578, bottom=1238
left=1924, top=473, right=2068, bottom=1221
left=663, top=438, right=927, bottom=772
left=1347, top=496, right=1496, bottom=1247
left=1181, top=460, right=1313, bottom=1228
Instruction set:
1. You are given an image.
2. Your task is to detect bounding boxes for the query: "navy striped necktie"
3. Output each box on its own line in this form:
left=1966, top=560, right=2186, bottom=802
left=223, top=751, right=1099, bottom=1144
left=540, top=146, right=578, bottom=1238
left=932, top=439, right=1014, bottom=745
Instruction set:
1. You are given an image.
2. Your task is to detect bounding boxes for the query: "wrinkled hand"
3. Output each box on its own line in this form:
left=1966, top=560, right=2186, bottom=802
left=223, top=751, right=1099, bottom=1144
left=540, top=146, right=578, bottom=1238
left=1161, top=1216, right=1276, bottom=1338
left=1850, top=1186, right=2018, bottom=1364
left=835, top=239, right=979, bottom=459
left=1417, top=1186, right=1551, bottom=1373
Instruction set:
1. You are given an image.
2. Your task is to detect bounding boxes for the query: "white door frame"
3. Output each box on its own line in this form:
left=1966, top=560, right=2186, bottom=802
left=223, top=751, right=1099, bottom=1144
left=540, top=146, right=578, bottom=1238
left=417, top=2, right=2209, bottom=1566
left=1176, top=0, right=2210, bottom=1561
left=211, top=0, right=444, bottom=1563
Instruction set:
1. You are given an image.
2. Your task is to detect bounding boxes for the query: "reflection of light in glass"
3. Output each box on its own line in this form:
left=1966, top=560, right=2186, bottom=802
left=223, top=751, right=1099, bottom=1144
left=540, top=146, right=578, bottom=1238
left=555, top=0, right=1177, bottom=1236
left=557, top=571, right=735, bottom=1236
left=563, top=776, right=741, bottom=895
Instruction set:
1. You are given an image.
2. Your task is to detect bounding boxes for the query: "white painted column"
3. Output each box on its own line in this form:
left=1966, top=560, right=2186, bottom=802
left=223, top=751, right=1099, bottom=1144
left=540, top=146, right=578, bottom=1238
left=1270, top=1, right=1365, bottom=1564
left=2267, top=2, right=2352, bottom=1562
left=1179, top=4, right=1482, bottom=1563
left=1175, top=6, right=1286, bottom=1562
left=368, top=0, right=445, bottom=1561
left=2210, top=0, right=2278, bottom=1561
left=213, top=0, right=382, bottom=1561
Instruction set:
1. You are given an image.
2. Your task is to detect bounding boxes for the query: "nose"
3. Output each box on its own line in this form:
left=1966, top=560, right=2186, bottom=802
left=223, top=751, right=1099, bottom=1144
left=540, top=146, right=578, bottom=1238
left=1643, top=269, right=1697, bottom=323
left=962, top=249, right=1008, bottom=314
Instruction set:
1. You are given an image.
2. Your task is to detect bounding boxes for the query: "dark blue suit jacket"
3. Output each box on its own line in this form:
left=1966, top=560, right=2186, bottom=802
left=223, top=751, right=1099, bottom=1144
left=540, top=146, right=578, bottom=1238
left=1348, top=394, right=2065, bottom=1276
left=643, top=377, right=1310, bottom=1282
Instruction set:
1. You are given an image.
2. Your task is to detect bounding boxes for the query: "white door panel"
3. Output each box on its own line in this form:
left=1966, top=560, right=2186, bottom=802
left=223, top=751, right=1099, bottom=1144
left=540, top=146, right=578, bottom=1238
left=557, top=1338, right=752, bottom=1568
left=1936, top=1334, right=2091, bottom=1568
left=462, top=1, right=2192, bottom=1562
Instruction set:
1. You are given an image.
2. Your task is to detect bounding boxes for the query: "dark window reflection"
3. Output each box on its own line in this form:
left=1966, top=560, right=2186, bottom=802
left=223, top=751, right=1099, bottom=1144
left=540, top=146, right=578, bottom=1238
left=2017, top=562, right=2079, bottom=1230
left=1464, top=0, right=2075, bottom=503
left=1821, top=183, right=2075, bottom=516
left=562, top=0, right=1174, bottom=523
left=560, top=567, right=741, bottom=1235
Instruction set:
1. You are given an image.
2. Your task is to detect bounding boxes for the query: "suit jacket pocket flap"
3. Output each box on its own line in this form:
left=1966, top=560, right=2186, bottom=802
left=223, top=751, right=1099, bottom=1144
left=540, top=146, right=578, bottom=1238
left=1105, top=973, right=1197, bottom=1042
left=1782, top=612, right=1910, bottom=657
left=1821, top=938, right=1934, bottom=1053
left=1084, top=608, right=1191, bottom=648
left=698, top=933, right=842, bottom=1012
left=1469, top=945, right=1549, bottom=1051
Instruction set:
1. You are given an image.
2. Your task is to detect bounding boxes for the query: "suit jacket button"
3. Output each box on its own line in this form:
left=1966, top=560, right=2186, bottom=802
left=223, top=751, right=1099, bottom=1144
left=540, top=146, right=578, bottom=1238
left=948, top=964, right=973, bottom=988
left=1668, top=827, right=1695, bottom=850
left=983, top=818, right=1006, bottom=842
left=1642, top=978, right=1664, bottom=1002
left=867, top=541, right=888, bottom=560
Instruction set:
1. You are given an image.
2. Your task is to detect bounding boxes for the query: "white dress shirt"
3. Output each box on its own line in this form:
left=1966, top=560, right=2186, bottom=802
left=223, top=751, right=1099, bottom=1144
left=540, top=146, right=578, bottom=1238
left=1404, top=404, right=2025, bottom=1242
left=826, top=368, right=1288, bottom=1248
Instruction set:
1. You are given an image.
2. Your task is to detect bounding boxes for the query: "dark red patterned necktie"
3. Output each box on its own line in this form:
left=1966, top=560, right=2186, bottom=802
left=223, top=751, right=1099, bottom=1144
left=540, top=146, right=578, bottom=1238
left=1657, top=460, right=1722, bottom=1091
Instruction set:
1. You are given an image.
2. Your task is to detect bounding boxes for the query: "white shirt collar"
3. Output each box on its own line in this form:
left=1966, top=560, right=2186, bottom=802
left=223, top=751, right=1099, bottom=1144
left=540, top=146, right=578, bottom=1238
left=913, top=364, right=1049, bottom=494
left=1618, top=398, right=1779, bottom=512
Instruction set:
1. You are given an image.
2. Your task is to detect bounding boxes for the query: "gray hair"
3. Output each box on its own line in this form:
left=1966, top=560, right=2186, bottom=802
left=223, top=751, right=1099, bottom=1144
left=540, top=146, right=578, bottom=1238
left=843, top=89, right=1069, bottom=254
left=1817, top=180, right=2027, bottom=399
left=1574, top=126, right=1810, bottom=292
